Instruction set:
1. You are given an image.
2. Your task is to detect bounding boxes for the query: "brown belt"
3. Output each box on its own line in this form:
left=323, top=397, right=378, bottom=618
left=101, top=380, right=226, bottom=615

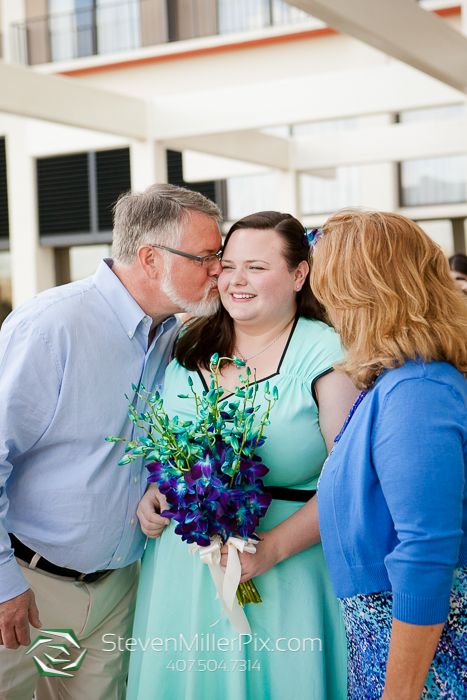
left=9, top=534, right=112, bottom=584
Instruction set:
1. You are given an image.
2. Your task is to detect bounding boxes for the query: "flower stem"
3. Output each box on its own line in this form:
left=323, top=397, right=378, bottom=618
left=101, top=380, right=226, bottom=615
left=236, top=580, right=262, bottom=607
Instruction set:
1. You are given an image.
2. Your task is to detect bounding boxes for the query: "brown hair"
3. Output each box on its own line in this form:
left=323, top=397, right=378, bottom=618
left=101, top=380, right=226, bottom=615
left=175, top=211, right=327, bottom=370
left=310, top=209, right=467, bottom=389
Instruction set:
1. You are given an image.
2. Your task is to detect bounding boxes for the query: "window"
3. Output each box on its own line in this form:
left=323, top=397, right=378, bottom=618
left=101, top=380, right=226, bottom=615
left=0, top=138, right=9, bottom=249
left=299, top=167, right=361, bottom=216
left=167, top=150, right=226, bottom=216
left=398, top=104, right=465, bottom=124
left=37, top=147, right=131, bottom=246
left=226, top=172, right=278, bottom=221
left=70, top=244, right=112, bottom=281
left=0, top=251, right=11, bottom=327
left=399, top=155, right=467, bottom=207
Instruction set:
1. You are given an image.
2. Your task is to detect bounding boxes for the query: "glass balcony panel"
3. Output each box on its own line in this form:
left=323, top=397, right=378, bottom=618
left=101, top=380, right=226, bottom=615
left=218, top=0, right=271, bottom=34
left=96, top=0, right=141, bottom=54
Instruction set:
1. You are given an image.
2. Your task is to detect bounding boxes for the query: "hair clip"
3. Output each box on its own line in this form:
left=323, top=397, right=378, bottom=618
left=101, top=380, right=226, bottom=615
left=302, top=227, right=324, bottom=250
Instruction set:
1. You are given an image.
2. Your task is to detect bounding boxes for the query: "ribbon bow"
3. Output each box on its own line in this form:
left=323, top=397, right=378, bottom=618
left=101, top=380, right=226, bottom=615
left=303, top=227, right=324, bottom=250
left=188, top=535, right=257, bottom=634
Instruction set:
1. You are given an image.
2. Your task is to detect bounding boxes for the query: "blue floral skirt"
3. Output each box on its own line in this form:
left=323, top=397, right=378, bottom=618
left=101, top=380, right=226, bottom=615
left=340, top=567, right=467, bottom=699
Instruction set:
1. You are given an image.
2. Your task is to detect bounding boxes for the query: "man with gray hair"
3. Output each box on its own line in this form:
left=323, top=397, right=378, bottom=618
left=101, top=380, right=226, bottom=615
left=0, top=183, right=222, bottom=699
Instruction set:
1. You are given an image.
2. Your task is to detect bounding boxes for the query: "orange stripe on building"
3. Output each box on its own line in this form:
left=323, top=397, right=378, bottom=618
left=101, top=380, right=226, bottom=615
left=58, top=5, right=462, bottom=77
left=59, top=27, right=338, bottom=76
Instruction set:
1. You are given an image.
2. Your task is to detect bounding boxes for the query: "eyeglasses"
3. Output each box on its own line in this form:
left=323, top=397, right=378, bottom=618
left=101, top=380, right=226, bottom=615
left=149, top=244, right=222, bottom=269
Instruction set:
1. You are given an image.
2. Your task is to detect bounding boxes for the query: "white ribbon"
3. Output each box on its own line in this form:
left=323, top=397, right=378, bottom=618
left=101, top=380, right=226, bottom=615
left=188, top=535, right=257, bottom=634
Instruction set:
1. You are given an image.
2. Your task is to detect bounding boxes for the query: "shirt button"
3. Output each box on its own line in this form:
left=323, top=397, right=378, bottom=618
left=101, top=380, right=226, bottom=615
left=127, top=331, right=133, bottom=338
left=134, top=477, right=138, bottom=484
left=130, top=518, right=135, bottom=525
left=116, top=557, right=122, bottom=563
left=142, top=317, right=148, bottom=323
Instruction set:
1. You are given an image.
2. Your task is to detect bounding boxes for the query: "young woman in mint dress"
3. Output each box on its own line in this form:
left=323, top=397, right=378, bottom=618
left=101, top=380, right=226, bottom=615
left=311, top=210, right=467, bottom=699
left=127, top=212, right=359, bottom=700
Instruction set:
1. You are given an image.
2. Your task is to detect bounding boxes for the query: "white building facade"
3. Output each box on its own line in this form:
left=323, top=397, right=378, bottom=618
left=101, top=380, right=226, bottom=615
left=0, top=0, right=466, bottom=318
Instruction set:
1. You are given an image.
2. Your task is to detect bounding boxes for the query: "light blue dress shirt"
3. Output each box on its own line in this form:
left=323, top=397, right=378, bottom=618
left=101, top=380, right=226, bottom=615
left=0, top=259, right=180, bottom=604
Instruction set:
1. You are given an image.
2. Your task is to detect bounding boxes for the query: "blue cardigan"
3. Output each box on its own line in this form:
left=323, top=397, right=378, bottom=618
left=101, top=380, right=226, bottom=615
left=318, top=360, right=467, bottom=625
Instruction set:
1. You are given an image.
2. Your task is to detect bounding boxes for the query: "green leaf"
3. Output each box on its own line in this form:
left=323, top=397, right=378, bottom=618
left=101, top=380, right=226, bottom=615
left=177, top=394, right=190, bottom=399
left=187, top=376, right=193, bottom=387
left=105, top=436, right=119, bottom=442
left=118, top=454, right=137, bottom=466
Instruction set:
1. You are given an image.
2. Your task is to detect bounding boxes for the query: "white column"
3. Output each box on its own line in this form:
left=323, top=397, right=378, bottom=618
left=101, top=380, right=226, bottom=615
left=129, top=140, right=167, bottom=192
left=277, top=169, right=300, bottom=219
left=5, top=117, right=55, bottom=308
left=358, top=114, right=398, bottom=212
left=1, top=0, right=26, bottom=64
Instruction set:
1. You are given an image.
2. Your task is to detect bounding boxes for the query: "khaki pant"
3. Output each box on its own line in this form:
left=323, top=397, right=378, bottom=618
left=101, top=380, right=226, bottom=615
left=0, top=559, right=139, bottom=700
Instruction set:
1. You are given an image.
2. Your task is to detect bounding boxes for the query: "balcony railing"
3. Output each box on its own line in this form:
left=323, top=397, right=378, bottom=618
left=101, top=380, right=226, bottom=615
left=11, top=0, right=313, bottom=66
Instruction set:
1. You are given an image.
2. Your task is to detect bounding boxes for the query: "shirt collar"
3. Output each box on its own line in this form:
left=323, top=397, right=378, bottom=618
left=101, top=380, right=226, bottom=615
left=93, top=259, right=176, bottom=340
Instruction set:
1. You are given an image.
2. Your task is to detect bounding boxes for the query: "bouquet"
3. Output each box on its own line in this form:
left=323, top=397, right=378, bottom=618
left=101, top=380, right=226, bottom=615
left=107, top=354, right=278, bottom=632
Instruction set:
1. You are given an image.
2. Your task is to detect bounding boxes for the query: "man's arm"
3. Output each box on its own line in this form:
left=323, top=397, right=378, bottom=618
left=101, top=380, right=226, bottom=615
left=0, top=319, right=61, bottom=646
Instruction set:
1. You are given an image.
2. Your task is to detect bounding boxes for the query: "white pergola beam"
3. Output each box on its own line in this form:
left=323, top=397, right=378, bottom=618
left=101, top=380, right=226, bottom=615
left=0, top=63, right=147, bottom=139
left=152, top=63, right=463, bottom=140
left=163, top=131, right=289, bottom=170
left=293, top=119, right=467, bottom=171
left=286, top=0, right=467, bottom=93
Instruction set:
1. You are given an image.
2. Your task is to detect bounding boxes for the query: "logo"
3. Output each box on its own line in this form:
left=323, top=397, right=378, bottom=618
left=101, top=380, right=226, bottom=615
left=25, top=629, right=87, bottom=678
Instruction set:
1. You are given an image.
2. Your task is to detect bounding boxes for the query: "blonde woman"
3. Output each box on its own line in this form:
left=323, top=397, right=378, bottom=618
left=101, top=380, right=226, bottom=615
left=310, top=210, right=467, bottom=700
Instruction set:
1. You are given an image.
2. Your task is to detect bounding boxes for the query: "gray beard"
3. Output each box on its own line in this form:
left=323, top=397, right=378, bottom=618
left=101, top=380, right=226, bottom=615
left=161, top=270, right=220, bottom=317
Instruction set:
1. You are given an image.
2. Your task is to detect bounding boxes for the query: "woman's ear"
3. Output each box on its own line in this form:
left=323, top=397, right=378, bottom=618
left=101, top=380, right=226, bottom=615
left=295, top=261, right=309, bottom=290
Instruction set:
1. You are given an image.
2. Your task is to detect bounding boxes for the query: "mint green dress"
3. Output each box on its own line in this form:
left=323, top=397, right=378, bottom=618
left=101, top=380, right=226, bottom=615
left=127, top=317, right=347, bottom=700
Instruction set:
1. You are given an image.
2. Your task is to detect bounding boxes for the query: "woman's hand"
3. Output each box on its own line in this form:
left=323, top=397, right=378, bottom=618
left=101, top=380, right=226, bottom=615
left=136, top=483, right=171, bottom=538
left=219, top=531, right=279, bottom=582
left=219, top=496, right=322, bottom=581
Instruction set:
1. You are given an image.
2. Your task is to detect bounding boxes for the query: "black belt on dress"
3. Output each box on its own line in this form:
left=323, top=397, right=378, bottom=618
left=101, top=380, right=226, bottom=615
left=268, top=487, right=316, bottom=502
left=9, top=533, right=111, bottom=584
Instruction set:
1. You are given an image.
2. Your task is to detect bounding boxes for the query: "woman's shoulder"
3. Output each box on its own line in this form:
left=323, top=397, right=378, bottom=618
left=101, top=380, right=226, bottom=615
left=163, top=357, right=194, bottom=386
left=378, top=360, right=467, bottom=393
left=373, top=360, right=467, bottom=417
left=283, top=316, right=344, bottom=379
